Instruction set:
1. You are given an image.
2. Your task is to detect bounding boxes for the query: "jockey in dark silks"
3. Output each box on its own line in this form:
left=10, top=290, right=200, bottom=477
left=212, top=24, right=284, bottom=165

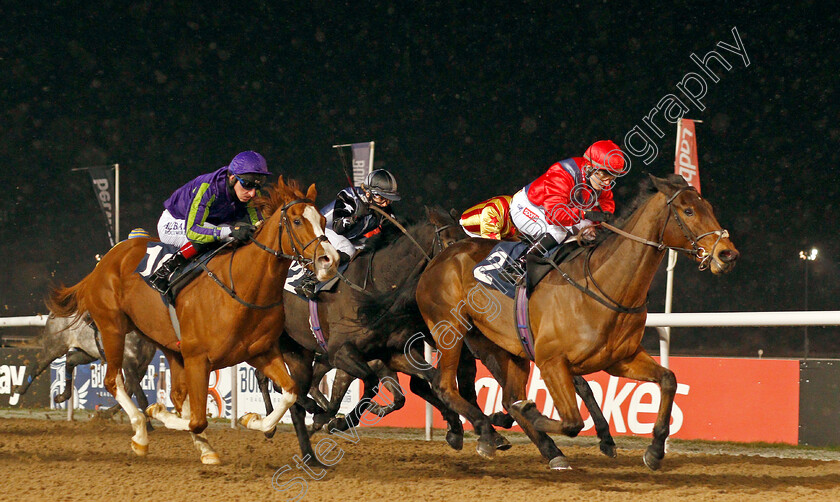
left=149, top=151, right=271, bottom=293
left=296, top=169, right=401, bottom=298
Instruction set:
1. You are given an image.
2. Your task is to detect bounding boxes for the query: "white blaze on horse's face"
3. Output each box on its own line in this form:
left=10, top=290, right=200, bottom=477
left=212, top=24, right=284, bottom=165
left=302, top=205, right=339, bottom=281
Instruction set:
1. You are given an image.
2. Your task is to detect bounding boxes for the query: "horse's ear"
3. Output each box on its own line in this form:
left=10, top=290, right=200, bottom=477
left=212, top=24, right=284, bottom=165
left=306, top=183, right=317, bottom=202
left=649, top=173, right=677, bottom=198
left=449, top=208, right=460, bottom=222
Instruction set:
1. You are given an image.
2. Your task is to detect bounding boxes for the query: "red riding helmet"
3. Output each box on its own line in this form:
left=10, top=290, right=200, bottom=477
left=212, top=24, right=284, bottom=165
left=583, top=140, right=627, bottom=176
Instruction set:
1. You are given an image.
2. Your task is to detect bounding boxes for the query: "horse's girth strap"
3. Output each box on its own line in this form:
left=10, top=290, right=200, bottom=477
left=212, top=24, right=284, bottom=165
left=514, top=286, right=536, bottom=361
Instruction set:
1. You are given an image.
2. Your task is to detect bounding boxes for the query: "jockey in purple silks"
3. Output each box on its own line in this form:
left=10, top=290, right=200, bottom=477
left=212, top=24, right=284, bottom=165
left=149, top=151, right=271, bottom=293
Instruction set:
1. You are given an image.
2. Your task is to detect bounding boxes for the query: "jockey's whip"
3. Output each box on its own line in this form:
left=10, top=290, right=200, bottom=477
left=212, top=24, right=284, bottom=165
left=369, top=205, right=431, bottom=261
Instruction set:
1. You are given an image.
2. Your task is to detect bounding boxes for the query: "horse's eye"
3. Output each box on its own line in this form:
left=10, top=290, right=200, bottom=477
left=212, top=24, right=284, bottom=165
left=293, top=219, right=302, bottom=225
left=683, top=208, right=694, bottom=217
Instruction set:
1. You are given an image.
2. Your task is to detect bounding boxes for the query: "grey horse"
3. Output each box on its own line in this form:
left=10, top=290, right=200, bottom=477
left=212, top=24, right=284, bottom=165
left=14, top=313, right=157, bottom=425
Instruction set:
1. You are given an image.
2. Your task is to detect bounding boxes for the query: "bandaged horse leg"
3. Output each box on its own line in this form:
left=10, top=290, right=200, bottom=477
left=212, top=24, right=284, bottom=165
left=239, top=349, right=298, bottom=434
left=605, top=350, right=676, bottom=471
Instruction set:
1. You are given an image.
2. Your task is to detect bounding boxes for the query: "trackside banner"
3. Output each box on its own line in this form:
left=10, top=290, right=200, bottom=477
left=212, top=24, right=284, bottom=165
left=366, top=357, right=801, bottom=445
left=85, top=165, right=117, bottom=246
left=675, top=118, right=701, bottom=193
left=351, top=141, right=374, bottom=187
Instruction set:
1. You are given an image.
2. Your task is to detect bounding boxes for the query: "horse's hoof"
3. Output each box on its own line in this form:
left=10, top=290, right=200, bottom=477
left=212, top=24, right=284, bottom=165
left=145, top=403, right=165, bottom=418
left=263, top=427, right=276, bottom=439
left=493, top=433, right=512, bottom=451
left=239, top=413, right=260, bottom=430
left=643, top=447, right=663, bottom=471
left=201, top=452, right=221, bottom=465
left=475, top=438, right=496, bottom=459
left=131, top=440, right=148, bottom=457
left=327, top=417, right=348, bottom=433
left=54, top=391, right=72, bottom=404
left=145, top=419, right=155, bottom=433
left=600, top=441, right=617, bottom=458
left=445, top=430, right=464, bottom=451
left=549, top=455, right=572, bottom=470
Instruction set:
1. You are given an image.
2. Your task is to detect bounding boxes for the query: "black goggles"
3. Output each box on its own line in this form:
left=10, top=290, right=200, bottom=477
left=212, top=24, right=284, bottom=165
left=235, top=174, right=265, bottom=191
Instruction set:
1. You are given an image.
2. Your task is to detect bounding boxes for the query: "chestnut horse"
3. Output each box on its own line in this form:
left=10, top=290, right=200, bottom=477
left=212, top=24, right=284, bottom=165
left=47, top=177, right=339, bottom=464
left=416, top=174, right=739, bottom=470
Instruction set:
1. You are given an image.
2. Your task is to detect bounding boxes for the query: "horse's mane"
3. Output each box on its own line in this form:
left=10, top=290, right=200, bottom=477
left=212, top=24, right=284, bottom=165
left=590, top=173, right=688, bottom=246
left=251, top=176, right=306, bottom=219
left=355, top=208, right=454, bottom=335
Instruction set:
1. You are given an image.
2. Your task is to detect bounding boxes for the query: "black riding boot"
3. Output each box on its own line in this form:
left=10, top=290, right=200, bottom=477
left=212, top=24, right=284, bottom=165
left=296, top=270, right=319, bottom=299
left=149, top=251, right=189, bottom=294
left=500, top=234, right=559, bottom=282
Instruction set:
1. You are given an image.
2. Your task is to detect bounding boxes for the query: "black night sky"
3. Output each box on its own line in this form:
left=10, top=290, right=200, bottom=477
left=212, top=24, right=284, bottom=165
left=1, top=1, right=838, bottom=356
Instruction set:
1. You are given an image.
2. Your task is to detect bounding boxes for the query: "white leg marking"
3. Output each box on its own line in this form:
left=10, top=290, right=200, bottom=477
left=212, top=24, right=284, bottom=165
left=240, top=391, right=297, bottom=433
left=115, top=372, right=149, bottom=454
left=146, top=396, right=191, bottom=431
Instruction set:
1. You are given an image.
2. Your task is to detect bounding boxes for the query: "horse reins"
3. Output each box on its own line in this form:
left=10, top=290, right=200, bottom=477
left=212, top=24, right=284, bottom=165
left=601, top=186, right=730, bottom=271
left=546, top=186, right=729, bottom=314
left=203, top=197, right=327, bottom=310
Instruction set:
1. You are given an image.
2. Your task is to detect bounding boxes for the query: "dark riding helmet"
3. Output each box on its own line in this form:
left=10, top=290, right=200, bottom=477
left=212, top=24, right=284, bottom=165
left=361, top=169, right=401, bottom=201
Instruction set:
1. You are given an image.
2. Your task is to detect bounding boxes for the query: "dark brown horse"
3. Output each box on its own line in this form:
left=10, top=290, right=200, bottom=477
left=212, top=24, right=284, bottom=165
left=416, top=174, right=739, bottom=470
left=47, top=178, right=338, bottom=464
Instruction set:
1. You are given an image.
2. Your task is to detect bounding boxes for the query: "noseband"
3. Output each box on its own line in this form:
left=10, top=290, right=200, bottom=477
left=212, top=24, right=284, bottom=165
left=249, top=198, right=328, bottom=268
left=602, top=186, right=729, bottom=271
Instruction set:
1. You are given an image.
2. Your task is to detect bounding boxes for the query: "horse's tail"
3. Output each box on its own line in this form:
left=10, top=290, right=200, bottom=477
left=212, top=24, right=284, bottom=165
left=46, top=277, right=90, bottom=326
left=356, top=257, right=427, bottom=334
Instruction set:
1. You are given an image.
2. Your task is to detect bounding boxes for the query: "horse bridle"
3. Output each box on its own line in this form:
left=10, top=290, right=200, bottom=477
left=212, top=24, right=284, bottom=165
left=204, top=197, right=328, bottom=310
left=602, top=186, right=729, bottom=271
left=248, top=197, right=328, bottom=267
left=549, top=186, right=730, bottom=314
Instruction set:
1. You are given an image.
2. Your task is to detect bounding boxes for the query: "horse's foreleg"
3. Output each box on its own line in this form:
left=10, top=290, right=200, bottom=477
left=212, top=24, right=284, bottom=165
left=54, top=349, right=96, bottom=404
left=310, top=369, right=353, bottom=434
left=325, top=344, right=383, bottom=432
left=239, top=349, right=298, bottom=434
left=364, top=360, right=405, bottom=417
left=523, top=357, right=584, bottom=438
left=385, top=351, right=464, bottom=451
left=573, top=375, right=615, bottom=458
left=254, top=369, right=277, bottom=438
left=605, top=350, right=676, bottom=471
left=308, top=359, right=333, bottom=412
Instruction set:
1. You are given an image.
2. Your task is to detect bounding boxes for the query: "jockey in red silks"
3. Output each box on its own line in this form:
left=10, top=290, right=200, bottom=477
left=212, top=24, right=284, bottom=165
left=506, top=140, right=628, bottom=271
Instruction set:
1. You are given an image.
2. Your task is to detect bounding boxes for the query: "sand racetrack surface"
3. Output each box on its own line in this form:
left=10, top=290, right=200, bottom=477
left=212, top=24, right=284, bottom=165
left=1, top=415, right=839, bottom=502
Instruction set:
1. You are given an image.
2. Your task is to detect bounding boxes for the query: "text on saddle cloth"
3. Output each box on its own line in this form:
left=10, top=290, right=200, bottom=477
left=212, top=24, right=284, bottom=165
left=473, top=241, right=528, bottom=299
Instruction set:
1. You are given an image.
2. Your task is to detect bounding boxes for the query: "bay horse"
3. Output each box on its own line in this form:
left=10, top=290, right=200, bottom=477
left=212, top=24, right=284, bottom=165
left=267, top=207, right=475, bottom=457
left=415, top=174, right=739, bottom=470
left=47, top=177, right=339, bottom=464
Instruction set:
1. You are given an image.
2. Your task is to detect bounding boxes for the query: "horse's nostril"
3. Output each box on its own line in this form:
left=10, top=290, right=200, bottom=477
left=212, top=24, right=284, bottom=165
left=718, top=249, right=739, bottom=263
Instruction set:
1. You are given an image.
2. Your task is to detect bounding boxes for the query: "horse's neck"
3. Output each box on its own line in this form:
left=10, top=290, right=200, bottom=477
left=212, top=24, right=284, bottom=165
left=592, top=194, right=668, bottom=305
left=370, top=224, right=433, bottom=284
left=228, top=221, right=288, bottom=295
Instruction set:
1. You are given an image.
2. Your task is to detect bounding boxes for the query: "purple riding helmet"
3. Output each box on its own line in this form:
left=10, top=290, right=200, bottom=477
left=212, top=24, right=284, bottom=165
left=228, top=151, right=272, bottom=176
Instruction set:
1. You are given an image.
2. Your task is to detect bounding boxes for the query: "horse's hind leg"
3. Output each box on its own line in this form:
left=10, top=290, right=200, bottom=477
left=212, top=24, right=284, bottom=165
left=239, top=348, right=299, bottom=434
left=606, top=350, right=676, bottom=471
left=465, top=332, right=567, bottom=468
left=13, top=341, right=71, bottom=398
left=363, top=361, right=405, bottom=417
left=99, top=317, right=149, bottom=456
left=573, top=375, right=616, bottom=458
